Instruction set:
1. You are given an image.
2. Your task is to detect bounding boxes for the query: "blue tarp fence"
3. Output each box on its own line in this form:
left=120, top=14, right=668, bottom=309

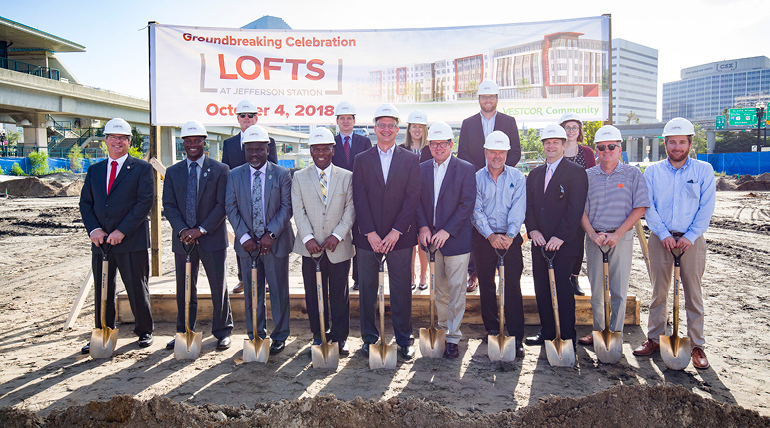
left=0, top=157, right=105, bottom=175
left=698, top=152, right=770, bottom=176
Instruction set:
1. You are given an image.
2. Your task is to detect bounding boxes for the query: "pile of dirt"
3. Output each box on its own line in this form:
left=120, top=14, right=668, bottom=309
left=716, top=177, right=737, bottom=191
left=1, top=385, right=767, bottom=427
left=736, top=180, right=770, bottom=191
left=0, top=176, right=82, bottom=197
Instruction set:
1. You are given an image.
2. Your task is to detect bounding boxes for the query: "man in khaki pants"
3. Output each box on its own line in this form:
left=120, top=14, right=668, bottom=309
left=632, top=117, right=716, bottom=369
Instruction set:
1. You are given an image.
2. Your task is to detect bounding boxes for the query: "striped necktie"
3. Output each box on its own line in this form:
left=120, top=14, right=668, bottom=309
left=252, top=170, right=264, bottom=236
left=319, top=170, right=327, bottom=205
left=185, top=162, right=197, bottom=228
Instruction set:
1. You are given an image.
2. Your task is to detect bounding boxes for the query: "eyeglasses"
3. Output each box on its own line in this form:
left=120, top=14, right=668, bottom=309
left=596, top=144, right=619, bottom=151
left=479, top=95, right=497, bottom=101
left=429, top=141, right=451, bottom=149
left=376, top=123, right=398, bottom=130
left=564, top=126, right=580, bottom=132
left=106, top=135, right=129, bottom=142
left=238, top=113, right=257, bottom=119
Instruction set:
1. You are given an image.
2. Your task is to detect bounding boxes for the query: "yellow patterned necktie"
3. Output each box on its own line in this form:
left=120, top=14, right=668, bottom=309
left=320, top=170, right=327, bottom=205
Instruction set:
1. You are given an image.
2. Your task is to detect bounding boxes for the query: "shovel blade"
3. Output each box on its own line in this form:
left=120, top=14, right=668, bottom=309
left=369, top=342, right=397, bottom=369
left=419, top=327, right=446, bottom=358
left=659, top=334, right=691, bottom=370
left=243, top=337, right=272, bottom=363
left=488, top=333, right=517, bottom=362
left=545, top=338, right=575, bottom=367
left=593, top=329, right=623, bottom=364
left=174, top=331, right=202, bottom=360
left=89, top=327, right=119, bottom=359
left=311, top=342, right=340, bottom=369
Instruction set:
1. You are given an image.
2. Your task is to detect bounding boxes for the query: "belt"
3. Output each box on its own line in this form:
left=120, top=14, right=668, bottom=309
left=596, top=229, right=616, bottom=233
left=670, top=231, right=684, bottom=238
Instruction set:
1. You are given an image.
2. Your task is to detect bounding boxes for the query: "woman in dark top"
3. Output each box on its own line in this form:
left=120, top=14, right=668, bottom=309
left=403, top=110, right=430, bottom=290
left=559, top=112, right=596, bottom=296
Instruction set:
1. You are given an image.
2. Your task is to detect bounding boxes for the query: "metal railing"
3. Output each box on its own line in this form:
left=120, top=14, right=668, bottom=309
left=1, top=146, right=105, bottom=159
left=0, top=57, right=60, bottom=81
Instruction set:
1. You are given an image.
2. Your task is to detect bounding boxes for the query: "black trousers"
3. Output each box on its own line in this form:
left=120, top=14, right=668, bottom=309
left=91, top=250, right=153, bottom=336
left=174, top=247, right=233, bottom=340
left=472, top=230, right=524, bottom=340
left=531, top=246, right=576, bottom=342
left=301, top=254, right=351, bottom=342
left=571, top=229, right=585, bottom=276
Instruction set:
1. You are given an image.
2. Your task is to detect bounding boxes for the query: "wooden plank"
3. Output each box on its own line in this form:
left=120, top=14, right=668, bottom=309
left=149, top=128, right=162, bottom=277
left=149, top=157, right=166, bottom=180
left=63, top=268, right=93, bottom=330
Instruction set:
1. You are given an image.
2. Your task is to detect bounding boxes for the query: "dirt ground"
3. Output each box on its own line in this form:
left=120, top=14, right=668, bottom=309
left=0, top=174, right=769, bottom=426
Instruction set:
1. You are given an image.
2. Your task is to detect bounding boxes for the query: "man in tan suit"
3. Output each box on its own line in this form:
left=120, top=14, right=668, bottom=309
left=292, top=127, right=356, bottom=355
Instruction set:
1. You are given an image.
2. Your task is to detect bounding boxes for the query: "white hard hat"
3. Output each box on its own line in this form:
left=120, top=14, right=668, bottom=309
left=180, top=121, right=207, bottom=138
left=663, top=117, right=695, bottom=137
left=427, top=122, right=453, bottom=141
left=558, top=112, right=582, bottom=126
left=477, top=80, right=499, bottom=96
left=373, top=103, right=400, bottom=124
left=236, top=100, right=258, bottom=114
left=593, top=125, right=622, bottom=143
left=540, top=124, right=567, bottom=141
left=308, top=127, right=335, bottom=146
left=483, top=130, right=510, bottom=150
left=242, top=125, right=270, bottom=143
left=407, top=110, right=428, bottom=125
left=335, top=101, right=356, bottom=116
left=104, top=118, right=131, bottom=136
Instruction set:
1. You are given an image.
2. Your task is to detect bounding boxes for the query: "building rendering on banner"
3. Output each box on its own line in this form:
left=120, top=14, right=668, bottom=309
left=611, top=38, right=658, bottom=124
left=368, top=32, right=608, bottom=104
left=662, top=56, right=770, bottom=122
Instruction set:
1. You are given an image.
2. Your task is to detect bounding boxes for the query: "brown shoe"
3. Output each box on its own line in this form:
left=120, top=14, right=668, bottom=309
left=691, top=346, right=709, bottom=369
left=233, top=281, right=244, bottom=294
left=578, top=333, right=593, bottom=346
left=632, top=339, right=660, bottom=356
left=466, top=274, right=478, bottom=293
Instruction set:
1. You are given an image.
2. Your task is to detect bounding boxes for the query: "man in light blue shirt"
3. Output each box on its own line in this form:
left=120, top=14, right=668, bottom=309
left=471, top=131, right=527, bottom=357
left=632, top=118, right=716, bottom=370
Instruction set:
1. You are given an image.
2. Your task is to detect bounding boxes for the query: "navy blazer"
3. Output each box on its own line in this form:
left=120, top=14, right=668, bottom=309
left=351, top=144, right=420, bottom=252
left=524, top=158, right=588, bottom=257
left=221, top=134, right=278, bottom=169
left=416, top=156, right=476, bottom=256
left=79, top=156, right=154, bottom=254
left=332, top=132, right=372, bottom=172
left=162, top=156, right=230, bottom=254
left=458, top=112, right=522, bottom=171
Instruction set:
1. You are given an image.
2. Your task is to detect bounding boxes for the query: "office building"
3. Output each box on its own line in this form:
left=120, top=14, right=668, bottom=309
left=611, top=38, right=658, bottom=124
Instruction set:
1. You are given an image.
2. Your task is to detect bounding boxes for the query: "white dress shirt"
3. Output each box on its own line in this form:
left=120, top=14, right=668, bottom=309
left=377, top=144, right=395, bottom=185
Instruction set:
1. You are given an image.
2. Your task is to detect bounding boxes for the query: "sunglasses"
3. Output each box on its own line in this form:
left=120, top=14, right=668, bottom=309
left=238, top=113, right=257, bottom=119
left=596, top=144, right=618, bottom=152
left=429, top=141, right=451, bottom=149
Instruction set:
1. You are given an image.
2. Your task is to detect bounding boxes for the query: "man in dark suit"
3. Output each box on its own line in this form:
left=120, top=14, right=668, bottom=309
left=353, top=103, right=421, bottom=359
left=162, top=121, right=234, bottom=351
left=221, top=99, right=277, bottom=294
left=416, top=122, right=476, bottom=359
left=524, top=125, right=588, bottom=350
left=331, top=101, right=372, bottom=291
left=225, top=124, right=295, bottom=354
left=79, top=118, right=154, bottom=353
left=457, top=80, right=522, bottom=293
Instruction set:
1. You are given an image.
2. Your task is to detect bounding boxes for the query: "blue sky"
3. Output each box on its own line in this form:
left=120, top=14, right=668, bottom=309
left=3, top=0, right=770, bottom=120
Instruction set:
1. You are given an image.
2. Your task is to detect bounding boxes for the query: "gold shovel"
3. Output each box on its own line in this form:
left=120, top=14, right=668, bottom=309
left=592, top=245, right=622, bottom=364
left=541, top=247, right=575, bottom=367
left=174, top=242, right=202, bottom=360
left=310, top=252, right=339, bottom=369
left=369, top=252, right=397, bottom=369
left=660, top=248, right=691, bottom=370
left=243, top=248, right=271, bottom=363
left=419, top=246, right=445, bottom=358
left=488, top=247, right=516, bottom=362
left=90, top=243, right=118, bottom=359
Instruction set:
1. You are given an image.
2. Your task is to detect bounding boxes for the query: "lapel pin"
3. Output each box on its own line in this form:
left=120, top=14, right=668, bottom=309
left=269, top=175, right=272, bottom=179
left=203, top=173, right=208, bottom=177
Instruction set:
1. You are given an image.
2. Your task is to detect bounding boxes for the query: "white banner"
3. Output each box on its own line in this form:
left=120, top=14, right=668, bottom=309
left=150, top=16, right=609, bottom=127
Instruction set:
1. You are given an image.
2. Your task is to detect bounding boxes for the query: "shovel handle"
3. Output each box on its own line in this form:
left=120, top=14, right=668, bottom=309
left=541, top=248, right=562, bottom=339
left=378, top=257, right=386, bottom=346
left=249, top=245, right=261, bottom=340
left=670, top=249, right=685, bottom=337
left=599, top=245, right=611, bottom=331
left=184, top=252, right=193, bottom=333
left=312, top=253, right=328, bottom=344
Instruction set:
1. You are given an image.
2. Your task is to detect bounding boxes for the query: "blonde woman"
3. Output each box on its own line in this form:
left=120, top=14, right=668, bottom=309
left=403, top=110, right=430, bottom=289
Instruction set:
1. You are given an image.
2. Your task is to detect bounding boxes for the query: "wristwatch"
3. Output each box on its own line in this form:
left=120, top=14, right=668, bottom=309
left=266, top=230, right=276, bottom=239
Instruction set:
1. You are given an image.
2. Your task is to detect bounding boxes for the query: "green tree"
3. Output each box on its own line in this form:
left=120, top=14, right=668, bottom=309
left=128, top=146, right=142, bottom=159
left=464, top=80, right=479, bottom=98
left=519, top=127, right=543, bottom=159
left=28, top=150, right=49, bottom=176
left=715, top=130, right=757, bottom=153
left=10, top=163, right=25, bottom=176
left=582, top=121, right=603, bottom=147
left=68, top=145, right=84, bottom=172
left=692, top=123, right=708, bottom=154
left=4, top=128, right=22, bottom=147
left=131, top=126, right=143, bottom=150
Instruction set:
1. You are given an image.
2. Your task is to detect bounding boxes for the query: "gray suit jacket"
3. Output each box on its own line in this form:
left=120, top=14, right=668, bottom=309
left=291, top=164, right=355, bottom=263
left=225, top=161, right=295, bottom=259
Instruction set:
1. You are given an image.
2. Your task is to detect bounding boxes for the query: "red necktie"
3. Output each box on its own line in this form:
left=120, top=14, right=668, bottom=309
left=108, top=161, right=118, bottom=194
left=344, top=136, right=351, bottom=165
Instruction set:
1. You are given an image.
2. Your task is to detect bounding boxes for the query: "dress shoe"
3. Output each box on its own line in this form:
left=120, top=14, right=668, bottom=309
left=466, top=274, right=478, bottom=293
left=270, top=340, right=285, bottom=354
left=632, top=339, right=660, bottom=356
left=691, top=346, right=709, bottom=369
left=578, top=333, right=594, bottom=346
left=233, top=281, right=244, bottom=294
left=525, top=332, right=544, bottom=346
left=516, top=339, right=524, bottom=357
left=352, top=282, right=360, bottom=291
left=361, top=342, right=370, bottom=356
left=338, top=340, right=349, bottom=355
left=138, top=333, right=153, bottom=348
left=166, top=338, right=176, bottom=350
left=400, top=344, right=415, bottom=359
left=570, top=275, right=585, bottom=296
left=411, top=283, right=417, bottom=290
left=443, top=343, right=460, bottom=359
left=418, top=283, right=428, bottom=290
left=81, top=342, right=90, bottom=354
left=311, top=337, right=323, bottom=346
left=216, top=336, right=231, bottom=350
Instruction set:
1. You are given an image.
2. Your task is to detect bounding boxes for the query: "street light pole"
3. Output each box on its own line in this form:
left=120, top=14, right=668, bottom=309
left=757, top=105, right=764, bottom=153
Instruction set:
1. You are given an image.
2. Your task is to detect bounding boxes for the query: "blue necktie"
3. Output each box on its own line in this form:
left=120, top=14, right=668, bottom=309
left=185, top=162, right=197, bottom=228
left=252, top=170, right=264, bottom=237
